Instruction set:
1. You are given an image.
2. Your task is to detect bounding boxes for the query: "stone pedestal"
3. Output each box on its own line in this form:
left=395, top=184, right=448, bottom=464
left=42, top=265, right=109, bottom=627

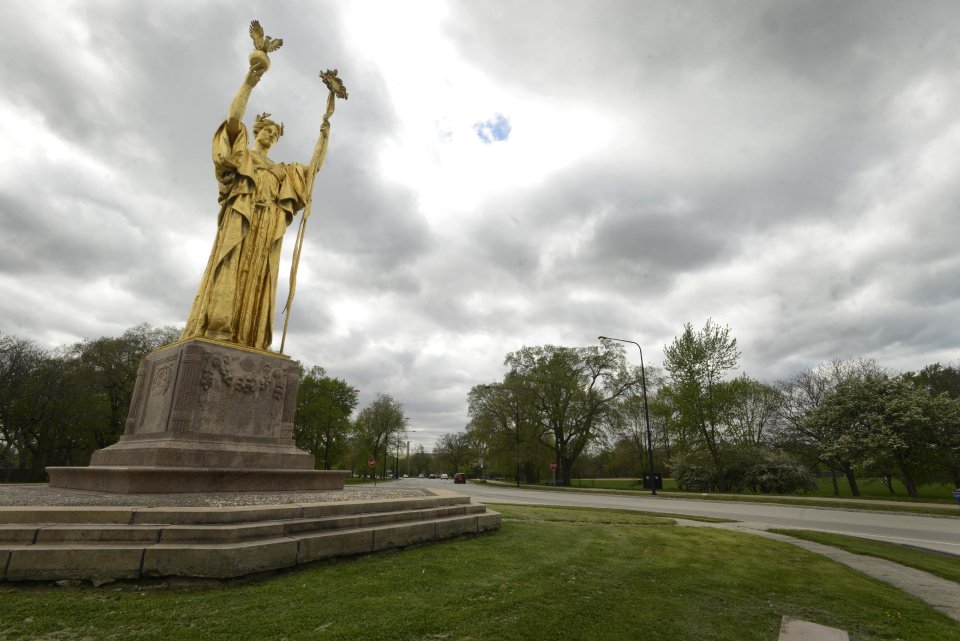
left=47, top=338, right=348, bottom=493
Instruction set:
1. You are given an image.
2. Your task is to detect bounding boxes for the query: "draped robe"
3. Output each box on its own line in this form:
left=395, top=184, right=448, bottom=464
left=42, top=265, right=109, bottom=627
left=181, top=121, right=308, bottom=350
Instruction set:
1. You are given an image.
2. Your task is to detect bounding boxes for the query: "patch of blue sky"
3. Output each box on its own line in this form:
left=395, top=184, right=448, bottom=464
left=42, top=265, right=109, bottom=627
left=474, top=114, right=512, bottom=143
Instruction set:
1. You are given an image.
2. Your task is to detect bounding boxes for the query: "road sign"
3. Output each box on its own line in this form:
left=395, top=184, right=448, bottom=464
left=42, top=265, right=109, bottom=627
left=367, top=458, right=376, bottom=468
left=550, top=462, right=557, bottom=470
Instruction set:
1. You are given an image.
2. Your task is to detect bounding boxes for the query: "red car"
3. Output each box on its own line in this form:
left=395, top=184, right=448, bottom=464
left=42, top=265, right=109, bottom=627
left=453, top=473, right=467, bottom=484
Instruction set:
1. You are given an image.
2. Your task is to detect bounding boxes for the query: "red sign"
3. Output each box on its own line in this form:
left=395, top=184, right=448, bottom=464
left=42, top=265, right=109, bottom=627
left=367, top=458, right=377, bottom=468
left=550, top=462, right=558, bottom=470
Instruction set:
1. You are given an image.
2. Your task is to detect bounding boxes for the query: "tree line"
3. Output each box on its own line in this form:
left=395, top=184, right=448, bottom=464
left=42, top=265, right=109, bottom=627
left=459, top=319, right=960, bottom=497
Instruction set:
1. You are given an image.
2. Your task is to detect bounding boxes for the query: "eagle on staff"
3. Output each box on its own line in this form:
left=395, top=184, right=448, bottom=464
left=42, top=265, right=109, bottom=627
left=249, top=20, right=283, bottom=53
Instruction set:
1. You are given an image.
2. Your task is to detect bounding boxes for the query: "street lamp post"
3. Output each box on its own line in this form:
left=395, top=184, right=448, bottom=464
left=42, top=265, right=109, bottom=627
left=394, top=438, right=401, bottom=479
left=598, top=335, right=658, bottom=496
left=402, top=428, right=420, bottom=477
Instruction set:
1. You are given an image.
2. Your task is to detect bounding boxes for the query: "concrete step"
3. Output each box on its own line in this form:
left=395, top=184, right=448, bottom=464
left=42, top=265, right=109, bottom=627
left=1, top=503, right=488, bottom=546
left=0, top=493, right=472, bottom=526
left=0, top=492, right=500, bottom=583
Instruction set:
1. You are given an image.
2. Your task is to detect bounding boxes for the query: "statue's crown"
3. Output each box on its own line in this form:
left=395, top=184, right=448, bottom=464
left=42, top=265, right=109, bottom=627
left=255, top=112, right=284, bottom=136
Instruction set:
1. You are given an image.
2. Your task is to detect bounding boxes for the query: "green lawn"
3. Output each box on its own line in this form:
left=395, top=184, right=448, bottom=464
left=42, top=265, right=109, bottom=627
left=805, top=477, right=957, bottom=502
left=343, top=476, right=400, bottom=485
left=1, top=504, right=957, bottom=640
left=770, top=529, right=960, bottom=585
left=569, top=476, right=957, bottom=502
left=521, top=479, right=959, bottom=517
left=571, top=477, right=679, bottom=491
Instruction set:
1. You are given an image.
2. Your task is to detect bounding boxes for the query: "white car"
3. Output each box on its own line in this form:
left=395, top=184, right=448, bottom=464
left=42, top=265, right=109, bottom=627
left=440, top=473, right=449, bottom=480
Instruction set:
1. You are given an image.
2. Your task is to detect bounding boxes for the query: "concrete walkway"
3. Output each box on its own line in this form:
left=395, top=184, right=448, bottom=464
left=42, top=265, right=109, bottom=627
left=679, top=519, right=960, bottom=623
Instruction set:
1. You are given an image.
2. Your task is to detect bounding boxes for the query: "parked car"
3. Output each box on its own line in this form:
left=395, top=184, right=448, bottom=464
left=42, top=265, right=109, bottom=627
left=429, top=473, right=436, bottom=479
left=453, top=473, right=466, bottom=484
left=418, top=473, right=424, bottom=479
left=440, top=473, right=449, bottom=480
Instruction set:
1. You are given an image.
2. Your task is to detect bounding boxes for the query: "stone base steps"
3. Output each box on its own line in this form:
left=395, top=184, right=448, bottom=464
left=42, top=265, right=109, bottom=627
left=0, top=490, right=500, bottom=583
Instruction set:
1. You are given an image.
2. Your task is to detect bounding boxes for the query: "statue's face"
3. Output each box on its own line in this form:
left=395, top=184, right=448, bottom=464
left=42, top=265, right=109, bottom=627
left=256, top=124, right=280, bottom=148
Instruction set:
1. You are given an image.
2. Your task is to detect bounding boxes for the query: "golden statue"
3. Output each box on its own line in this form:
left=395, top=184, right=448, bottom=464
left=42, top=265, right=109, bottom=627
left=181, top=21, right=347, bottom=352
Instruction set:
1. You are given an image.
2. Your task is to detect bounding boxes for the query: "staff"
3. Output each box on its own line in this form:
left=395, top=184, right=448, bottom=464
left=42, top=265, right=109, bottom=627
left=280, top=69, right=349, bottom=353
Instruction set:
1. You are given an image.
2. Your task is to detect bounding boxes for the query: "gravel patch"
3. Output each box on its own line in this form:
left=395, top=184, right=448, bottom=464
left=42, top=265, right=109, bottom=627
left=0, top=484, right=432, bottom=508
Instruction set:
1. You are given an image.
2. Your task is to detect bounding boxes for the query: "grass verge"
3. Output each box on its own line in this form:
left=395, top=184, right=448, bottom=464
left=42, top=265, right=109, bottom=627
left=770, top=529, right=960, bottom=584
left=484, top=502, right=736, bottom=524
left=569, top=477, right=958, bottom=503
left=343, top=477, right=397, bottom=485
left=495, top=481, right=959, bottom=517
left=0, top=504, right=956, bottom=641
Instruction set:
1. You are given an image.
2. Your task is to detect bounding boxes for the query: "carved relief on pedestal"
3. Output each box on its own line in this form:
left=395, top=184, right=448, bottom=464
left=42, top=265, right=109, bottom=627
left=120, top=340, right=301, bottom=443
left=190, top=346, right=297, bottom=439
left=151, top=364, right=172, bottom=396
left=280, top=369, right=298, bottom=440
left=137, top=353, right=181, bottom=434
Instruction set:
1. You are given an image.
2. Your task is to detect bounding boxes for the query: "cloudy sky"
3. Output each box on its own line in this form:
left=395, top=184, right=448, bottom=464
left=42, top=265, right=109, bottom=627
left=3, top=1, right=960, bottom=449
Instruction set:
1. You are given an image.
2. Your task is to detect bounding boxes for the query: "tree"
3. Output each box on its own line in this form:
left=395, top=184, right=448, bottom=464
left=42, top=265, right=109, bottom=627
left=408, top=444, right=431, bottom=477
left=904, top=363, right=960, bottom=399
left=606, top=368, right=665, bottom=477
left=803, top=369, right=958, bottom=498
left=723, top=375, right=779, bottom=448
left=433, top=431, right=474, bottom=475
left=0, top=324, right=178, bottom=479
left=71, top=323, right=180, bottom=449
left=294, top=366, right=358, bottom=470
left=351, top=394, right=407, bottom=478
left=775, top=358, right=881, bottom=496
left=661, top=319, right=741, bottom=485
left=934, top=403, right=960, bottom=487
left=464, top=421, right=491, bottom=479
left=0, top=334, right=47, bottom=469
left=467, top=374, right=541, bottom=485
left=504, top=344, right=638, bottom=486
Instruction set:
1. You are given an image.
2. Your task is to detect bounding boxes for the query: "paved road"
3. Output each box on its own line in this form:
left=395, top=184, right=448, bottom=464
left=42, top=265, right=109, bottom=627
left=397, top=478, right=960, bottom=556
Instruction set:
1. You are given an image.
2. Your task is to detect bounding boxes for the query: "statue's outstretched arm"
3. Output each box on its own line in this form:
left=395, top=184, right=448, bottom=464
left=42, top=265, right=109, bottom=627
left=309, top=70, right=348, bottom=175
left=308, top=96, right=334, bottom=175
left=226, top=55, right=267, bottom=138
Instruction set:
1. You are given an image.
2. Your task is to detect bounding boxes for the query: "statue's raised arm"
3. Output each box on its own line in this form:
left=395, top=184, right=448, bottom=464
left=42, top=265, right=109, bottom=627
left=280, top=69, right=349, bottom=352
left=308, top=70, right=349, bottom=175
left=226, top=21, right=282, bottom=138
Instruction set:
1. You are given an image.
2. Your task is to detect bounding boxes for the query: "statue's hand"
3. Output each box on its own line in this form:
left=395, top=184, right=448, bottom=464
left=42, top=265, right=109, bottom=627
left=246, top=51, right=270, bottom=87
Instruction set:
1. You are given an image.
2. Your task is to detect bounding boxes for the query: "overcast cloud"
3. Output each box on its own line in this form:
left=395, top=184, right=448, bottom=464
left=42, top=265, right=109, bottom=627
left=2, top=1, right=959, bottom=449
